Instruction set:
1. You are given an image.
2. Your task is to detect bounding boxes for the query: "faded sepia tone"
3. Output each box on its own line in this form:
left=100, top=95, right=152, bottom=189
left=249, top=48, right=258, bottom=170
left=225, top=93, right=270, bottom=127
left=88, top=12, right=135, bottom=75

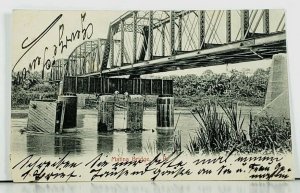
left=10, top=10, right=294, bottom=182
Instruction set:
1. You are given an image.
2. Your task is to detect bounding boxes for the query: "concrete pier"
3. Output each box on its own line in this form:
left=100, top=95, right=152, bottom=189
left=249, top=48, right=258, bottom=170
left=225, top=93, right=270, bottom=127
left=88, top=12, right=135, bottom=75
left=156, top=95, right=175, bottom=134
left=263, top=53, right=290, bottom=118
left=98, top=95, right=115, bottom=132
left=57, top=95, right=78, bottom=131
left=126, top=95, right=144, bottom=131
left=265, top=53, right=289, bottom=106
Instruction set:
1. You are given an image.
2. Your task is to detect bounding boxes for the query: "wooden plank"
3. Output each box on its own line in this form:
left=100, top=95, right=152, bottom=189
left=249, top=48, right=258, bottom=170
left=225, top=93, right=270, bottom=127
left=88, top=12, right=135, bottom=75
left=27, top=100, right=58, bottom=133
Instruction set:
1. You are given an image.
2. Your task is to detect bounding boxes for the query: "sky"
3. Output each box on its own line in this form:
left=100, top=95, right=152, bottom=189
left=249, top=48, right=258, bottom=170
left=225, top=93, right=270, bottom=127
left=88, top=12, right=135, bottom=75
left=146, top=59, right=271, bottom=78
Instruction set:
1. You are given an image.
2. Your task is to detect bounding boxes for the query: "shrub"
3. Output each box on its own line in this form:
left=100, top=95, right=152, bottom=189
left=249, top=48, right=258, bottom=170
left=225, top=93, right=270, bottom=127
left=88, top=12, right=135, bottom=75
left=29, top=83, right=58, bottom=92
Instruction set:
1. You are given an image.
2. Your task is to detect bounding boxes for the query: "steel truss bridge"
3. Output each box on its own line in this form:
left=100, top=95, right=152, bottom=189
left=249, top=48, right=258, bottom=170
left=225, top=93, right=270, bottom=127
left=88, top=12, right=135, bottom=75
left=50, top=9, right=286, bottom=95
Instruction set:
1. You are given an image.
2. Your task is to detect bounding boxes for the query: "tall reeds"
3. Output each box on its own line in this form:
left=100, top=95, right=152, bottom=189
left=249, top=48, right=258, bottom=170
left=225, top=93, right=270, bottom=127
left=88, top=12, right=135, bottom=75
left=187, top=101, right=243, bottom=154
left=187, top=101, right=291, bottom=155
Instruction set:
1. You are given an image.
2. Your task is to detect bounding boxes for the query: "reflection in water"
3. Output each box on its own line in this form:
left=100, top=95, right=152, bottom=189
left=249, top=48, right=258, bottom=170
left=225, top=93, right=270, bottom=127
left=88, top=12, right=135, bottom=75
left=156, top=132, right=175, bottom=153
left=127, top=132, right=143, bottom=154
left=26, top=134, right=56, bottom=155
left=54, top=136, right=82, bottom=155
left=97, top=132, right=114, bottom=154
left=26, top=133, right=82, bottom=155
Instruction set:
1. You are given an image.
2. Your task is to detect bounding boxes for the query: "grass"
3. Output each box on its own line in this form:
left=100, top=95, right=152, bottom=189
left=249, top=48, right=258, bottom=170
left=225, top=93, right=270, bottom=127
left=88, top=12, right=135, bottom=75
left=187, top=100, right=291, bottom=155
left=249, top=114, right=292, bottom=154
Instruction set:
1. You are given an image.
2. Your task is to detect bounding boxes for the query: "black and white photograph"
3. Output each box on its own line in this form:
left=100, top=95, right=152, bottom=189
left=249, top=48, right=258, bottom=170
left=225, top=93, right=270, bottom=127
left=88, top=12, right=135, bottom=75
left=10, top=9, right=294, bottom=182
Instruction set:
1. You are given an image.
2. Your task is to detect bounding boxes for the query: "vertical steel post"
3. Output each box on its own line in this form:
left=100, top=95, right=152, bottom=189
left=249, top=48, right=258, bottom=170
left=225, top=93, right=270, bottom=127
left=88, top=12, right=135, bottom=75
left=170, top=11, right=175, bottom=55
left=161, top=24, right=165, bottom=56
left=132, top=11, right=137, bottom=63
left=57, top=60, right=59, bottom=81
left=84, top=43, right=87, bottom=74
left=120, top=19, right=125, bottom=66
left=226, top=10, right=231, bottom=43
left=198, top=10, right=205, bottom=49
left=79, top=47, right=82, bottom=75
left=148, top=11, right=153, bottom=60
left=88, top=76, right=91, bottom=93
left=263, top=9, right=270, bottom=34
left=75, top=76, right=78, bottom=93
left=90, top=41, right=93, bottom=72
left=109, top=27, right=114, bottom=68
left=178, top=15, right=182, bottom=51
left=97, top=39, right=101, bottom=72
left=241, top=10, right=250, bottom=40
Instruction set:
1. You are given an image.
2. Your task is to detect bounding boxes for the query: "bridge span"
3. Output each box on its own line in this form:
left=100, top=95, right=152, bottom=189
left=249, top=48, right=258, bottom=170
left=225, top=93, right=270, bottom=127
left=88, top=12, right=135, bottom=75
left=50, top=9, right=286, bottom=81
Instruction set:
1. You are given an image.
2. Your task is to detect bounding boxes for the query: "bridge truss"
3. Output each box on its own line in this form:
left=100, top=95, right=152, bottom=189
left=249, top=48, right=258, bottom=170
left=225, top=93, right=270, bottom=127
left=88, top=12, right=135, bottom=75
left=50, top=9, right=286, bottom=82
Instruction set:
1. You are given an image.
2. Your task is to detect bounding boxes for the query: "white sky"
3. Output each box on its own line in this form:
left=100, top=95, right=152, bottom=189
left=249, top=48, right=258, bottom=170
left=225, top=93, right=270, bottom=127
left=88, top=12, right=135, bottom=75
left=146, top=59, right=271, bottom=77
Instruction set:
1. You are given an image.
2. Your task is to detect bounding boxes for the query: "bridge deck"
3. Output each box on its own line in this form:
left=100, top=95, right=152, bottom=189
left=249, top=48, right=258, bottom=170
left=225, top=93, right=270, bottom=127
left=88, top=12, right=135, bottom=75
left=81, top=32, right=285, bottom=77
left=62, top=76, right=173, bottom=95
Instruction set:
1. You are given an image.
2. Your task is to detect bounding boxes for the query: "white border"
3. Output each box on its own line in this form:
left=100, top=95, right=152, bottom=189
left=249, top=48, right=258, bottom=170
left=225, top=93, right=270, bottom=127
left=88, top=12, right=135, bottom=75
left=1, top=0, right=299, bottom=180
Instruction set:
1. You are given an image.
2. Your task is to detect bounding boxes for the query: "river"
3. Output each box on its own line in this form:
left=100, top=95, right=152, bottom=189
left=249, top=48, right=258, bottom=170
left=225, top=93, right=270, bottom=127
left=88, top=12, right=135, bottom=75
left=11, top=106, right=262, bottom=157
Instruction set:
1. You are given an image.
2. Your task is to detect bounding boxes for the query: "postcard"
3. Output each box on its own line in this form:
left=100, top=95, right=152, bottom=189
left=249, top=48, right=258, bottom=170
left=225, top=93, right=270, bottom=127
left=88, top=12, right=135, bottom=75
left=10, top=10, right=294, bottom=182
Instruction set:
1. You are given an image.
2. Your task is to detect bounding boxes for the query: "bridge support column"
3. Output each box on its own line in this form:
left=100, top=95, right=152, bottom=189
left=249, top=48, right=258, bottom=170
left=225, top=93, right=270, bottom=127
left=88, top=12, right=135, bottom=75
left=98, top=95, right=115, bottom=132
left=265, top=53, right=288, bottom=105
left=156, top=95, right=174, bottom=134
left=262, top=54, right=289, bottom=119
left=57, top=95, right=78, bottom=131
left=126, top=95, right=144, bottom=131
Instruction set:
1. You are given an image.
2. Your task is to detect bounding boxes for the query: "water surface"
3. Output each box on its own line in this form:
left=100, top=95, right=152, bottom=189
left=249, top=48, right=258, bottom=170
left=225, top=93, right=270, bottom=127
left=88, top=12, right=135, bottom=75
left=11, top=106, right=261, bottom=157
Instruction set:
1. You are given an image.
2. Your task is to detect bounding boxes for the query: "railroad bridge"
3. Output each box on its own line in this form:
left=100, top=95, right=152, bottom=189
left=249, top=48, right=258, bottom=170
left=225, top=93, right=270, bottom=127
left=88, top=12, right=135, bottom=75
left=30, top=10, right=288, bottom=133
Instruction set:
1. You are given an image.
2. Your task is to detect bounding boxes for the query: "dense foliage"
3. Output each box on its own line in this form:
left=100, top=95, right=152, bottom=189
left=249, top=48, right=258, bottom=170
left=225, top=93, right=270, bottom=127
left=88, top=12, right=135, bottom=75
left=12, top=68, right=270, bottom=108
left=12, top=71, right=58, bottom=108
left=169, top=68, right=270, bottom=106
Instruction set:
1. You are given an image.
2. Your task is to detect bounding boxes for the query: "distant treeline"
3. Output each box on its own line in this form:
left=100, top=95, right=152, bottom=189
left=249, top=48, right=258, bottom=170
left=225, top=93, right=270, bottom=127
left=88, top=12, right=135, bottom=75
left=169, top=68, right=270, bottom=106
left=11, top=68, right=270, bottom=108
